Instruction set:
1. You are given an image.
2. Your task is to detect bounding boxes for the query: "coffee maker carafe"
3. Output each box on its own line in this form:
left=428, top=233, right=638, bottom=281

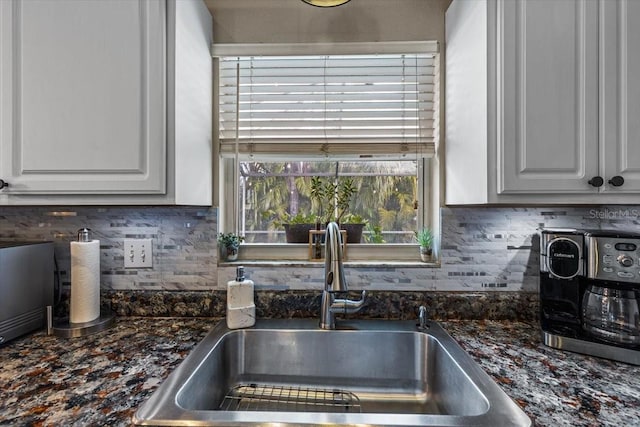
left=582, top=232, right=640, bottom=346
left=582, top=285, right=640, bottom=345
left=540, top=229, right=640, bottom=365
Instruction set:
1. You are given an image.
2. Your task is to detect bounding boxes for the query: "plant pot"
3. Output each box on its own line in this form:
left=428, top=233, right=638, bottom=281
left=341, top=223, right=365, bottom=244
left=221, top=244, right=239, bottom=261
left=419, top=246, right=433, bottom=263
left=283, top=223, right=364, bottom=244
left=284, top=223, right=317, bottom=243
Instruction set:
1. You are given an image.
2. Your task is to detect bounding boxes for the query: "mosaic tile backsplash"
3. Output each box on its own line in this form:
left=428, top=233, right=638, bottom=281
left=0, top=205, right=639, bottom=292
left=0, top=207, right=217, bottom=291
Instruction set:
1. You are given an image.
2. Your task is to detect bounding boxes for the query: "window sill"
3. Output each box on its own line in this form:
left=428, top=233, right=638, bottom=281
left=218, top=243, right=439, bottom=267
left=218, top=260, right=440, bottom=268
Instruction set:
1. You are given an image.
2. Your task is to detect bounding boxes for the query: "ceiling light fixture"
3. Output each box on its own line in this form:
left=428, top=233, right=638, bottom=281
left=301, top=0, right=351, bottom=7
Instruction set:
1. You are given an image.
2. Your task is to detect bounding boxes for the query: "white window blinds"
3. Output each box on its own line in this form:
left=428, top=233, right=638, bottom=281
left=217, top=51, right=438, bottom=158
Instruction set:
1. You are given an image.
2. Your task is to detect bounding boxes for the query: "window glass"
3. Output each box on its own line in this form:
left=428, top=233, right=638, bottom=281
left=238, top=160, right=420, bottom=244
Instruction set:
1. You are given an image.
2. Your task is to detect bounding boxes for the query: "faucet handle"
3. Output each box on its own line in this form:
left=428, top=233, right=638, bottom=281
left=417, top=305, right=428, bottom=330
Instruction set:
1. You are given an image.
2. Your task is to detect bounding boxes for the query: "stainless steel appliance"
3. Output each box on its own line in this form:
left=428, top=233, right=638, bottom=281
left=540, top=229, right=640, bottom=364
left=0, top=241, right=54, bottom=344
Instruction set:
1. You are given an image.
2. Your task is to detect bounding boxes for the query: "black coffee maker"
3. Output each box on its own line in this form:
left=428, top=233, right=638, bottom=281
left=540, top=228, right=640, bottom=365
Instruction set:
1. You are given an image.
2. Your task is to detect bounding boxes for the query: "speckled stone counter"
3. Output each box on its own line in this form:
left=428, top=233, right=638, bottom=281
left=1, top=318, right=638, bottom=427
left=100, top=290, right=539, bottom=321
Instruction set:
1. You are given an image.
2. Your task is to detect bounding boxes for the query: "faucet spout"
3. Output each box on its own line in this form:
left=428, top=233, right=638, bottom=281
left=320, top=222, right=366, bottom=329
left=324, top=222, right=347, bottom=291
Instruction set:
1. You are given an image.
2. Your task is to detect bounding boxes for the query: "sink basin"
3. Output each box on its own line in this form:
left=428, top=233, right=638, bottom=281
left=134, top=319, right=531, bottom=426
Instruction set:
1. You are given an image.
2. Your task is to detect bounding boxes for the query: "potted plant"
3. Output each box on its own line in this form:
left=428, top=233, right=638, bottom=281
left=274, top=176, right=367, bottom=244
left=309, top=176, right=365, bottom=243
left=279, top=212, right=318, bottom=244
left=264, top=177, right=333, bottom=244
left=217, top=232, right=244, bottom=261
left=340, top=213, right=367, bottom=244
left=311, top=176, right=357, bottom=224
left=415, top=228, right=433, bottom=262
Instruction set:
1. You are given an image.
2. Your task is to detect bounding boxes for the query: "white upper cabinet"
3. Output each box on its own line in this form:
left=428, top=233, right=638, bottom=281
left=446, top=0, right=640, bottom=204
left=498, top=0, right=598, bottom=194
left=0, top=0, right=212, bottom=205
left=0, top=0, right=165, bottom=194
left=600, top=0, right=640, bottom=193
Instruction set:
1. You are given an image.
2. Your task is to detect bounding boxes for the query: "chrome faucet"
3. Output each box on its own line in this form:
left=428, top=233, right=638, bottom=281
left=320, top=222, right=366, bottom=329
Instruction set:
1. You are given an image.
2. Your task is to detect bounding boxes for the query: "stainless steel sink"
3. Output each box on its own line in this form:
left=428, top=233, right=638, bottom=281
left=133, top=319, right=531, bottom=426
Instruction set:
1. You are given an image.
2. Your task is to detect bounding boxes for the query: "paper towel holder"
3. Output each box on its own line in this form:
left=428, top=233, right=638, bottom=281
left=48, top=306, right=115, bottom=338
left=47, top=228, right=115, bottom=338
left=77, top=227, right=91, bottom=242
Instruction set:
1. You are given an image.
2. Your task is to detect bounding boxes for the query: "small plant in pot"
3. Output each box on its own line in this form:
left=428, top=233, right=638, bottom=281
left=217, top=232, right=244, bottom=262
left=415, top=228, right=433, bottom=262
left=340, top=214, right=368, bottom=244
left=273, top=176, right=367, bottom=244
left=278, top=212, right=318, bottom=244
left=310, top=176, right=366, bottom=243
left=311, top=176, right=357, bottom=225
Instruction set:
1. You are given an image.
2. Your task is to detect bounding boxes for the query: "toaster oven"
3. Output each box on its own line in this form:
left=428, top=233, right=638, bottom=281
left=0, top=241, right=54, bottom=344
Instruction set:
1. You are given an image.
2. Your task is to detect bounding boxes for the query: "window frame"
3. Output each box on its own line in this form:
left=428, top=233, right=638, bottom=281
left=218, top=156, right=435, bottom=263
left=213, top=42, right=440, bottom=264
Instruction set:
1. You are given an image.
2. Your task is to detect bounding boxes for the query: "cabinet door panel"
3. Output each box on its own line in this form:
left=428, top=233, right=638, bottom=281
left=0, top=0, right=165, bottom=194
left=601, top=0, right=640, bottom=193
left=498, top=0, right=598, bottom=193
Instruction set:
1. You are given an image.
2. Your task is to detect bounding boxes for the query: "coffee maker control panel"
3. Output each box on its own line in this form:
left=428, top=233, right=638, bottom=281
left=586, top=235, right=640, bottom=283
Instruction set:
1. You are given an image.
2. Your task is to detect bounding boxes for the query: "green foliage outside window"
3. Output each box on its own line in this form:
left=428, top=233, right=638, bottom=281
left=240, top=161, right=419, bottom=243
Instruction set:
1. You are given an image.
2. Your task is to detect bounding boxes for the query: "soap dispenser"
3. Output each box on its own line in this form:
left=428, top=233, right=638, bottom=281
left=226, top=266, right=256, bottom=329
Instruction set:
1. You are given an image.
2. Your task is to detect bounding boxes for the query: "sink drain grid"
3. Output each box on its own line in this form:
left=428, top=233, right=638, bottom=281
left=220, top=383, right=362, bottom=413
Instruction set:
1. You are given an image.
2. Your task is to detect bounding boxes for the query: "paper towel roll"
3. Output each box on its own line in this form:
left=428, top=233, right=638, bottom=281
left=70, top=240, right=101, bottom=324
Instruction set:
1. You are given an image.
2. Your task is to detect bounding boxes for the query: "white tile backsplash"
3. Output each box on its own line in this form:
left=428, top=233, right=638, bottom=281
left=1, top=205, right=638, bottom=292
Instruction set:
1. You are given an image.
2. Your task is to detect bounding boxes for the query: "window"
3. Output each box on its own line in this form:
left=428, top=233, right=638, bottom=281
left=214, top=43, right=439, bottom=261
left=239, top=160, right=421, bottom=244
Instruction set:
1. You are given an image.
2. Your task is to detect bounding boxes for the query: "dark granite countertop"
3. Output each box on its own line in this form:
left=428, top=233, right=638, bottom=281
left=1, top=318, right=638, bottom=426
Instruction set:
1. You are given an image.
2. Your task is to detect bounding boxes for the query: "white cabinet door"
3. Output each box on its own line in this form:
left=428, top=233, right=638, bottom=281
left=0, top=0, right=165, bottom=194
left=498, top=0, right=599, bottom=194
left=601, top=0, right=640, bottom=193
